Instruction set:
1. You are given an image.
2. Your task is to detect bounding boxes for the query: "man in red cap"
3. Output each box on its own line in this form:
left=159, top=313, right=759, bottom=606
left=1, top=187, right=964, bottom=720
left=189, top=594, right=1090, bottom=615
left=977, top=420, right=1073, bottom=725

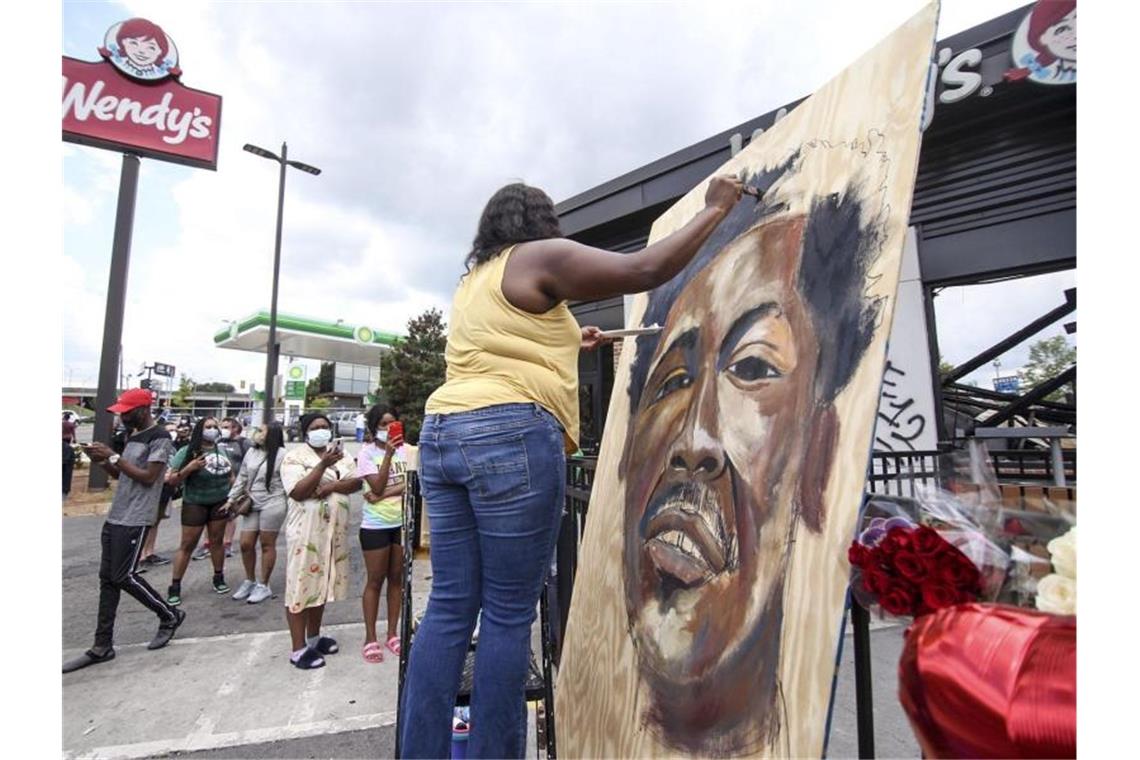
left=64, top=388, right=186, bottom=673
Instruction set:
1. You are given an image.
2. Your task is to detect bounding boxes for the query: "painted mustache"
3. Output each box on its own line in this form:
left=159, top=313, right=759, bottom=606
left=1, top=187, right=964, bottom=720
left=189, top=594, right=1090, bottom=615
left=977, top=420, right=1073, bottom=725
left=642, top=481, right=737, bottom=588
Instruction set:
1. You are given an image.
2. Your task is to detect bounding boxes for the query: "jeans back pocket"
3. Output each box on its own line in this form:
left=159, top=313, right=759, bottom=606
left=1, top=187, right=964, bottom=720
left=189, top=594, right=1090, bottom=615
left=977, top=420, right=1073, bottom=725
left=459, top=434, right=532, bottom=502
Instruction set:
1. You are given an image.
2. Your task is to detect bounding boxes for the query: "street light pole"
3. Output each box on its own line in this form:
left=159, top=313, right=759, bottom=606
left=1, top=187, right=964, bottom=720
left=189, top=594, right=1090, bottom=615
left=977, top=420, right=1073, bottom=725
left=264, top=141, right=288, bottom=425
left=244, top=141, right=321, bottom=425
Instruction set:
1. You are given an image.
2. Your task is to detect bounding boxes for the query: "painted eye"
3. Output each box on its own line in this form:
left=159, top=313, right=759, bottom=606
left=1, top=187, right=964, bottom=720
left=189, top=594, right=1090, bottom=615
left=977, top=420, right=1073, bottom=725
left=727, top=356, right=782, bottom=382
left=652, top=367, right=692, bottom=403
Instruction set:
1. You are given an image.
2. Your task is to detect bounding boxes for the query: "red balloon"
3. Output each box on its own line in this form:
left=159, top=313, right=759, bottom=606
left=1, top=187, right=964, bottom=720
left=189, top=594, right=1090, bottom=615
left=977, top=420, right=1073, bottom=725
left=898, top=603, right=1075, bottom=758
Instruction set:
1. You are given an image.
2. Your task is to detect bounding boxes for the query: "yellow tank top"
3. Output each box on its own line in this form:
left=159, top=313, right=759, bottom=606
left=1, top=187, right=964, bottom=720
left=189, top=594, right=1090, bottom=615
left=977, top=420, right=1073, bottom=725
left=425, top=245, right=581, bottom=452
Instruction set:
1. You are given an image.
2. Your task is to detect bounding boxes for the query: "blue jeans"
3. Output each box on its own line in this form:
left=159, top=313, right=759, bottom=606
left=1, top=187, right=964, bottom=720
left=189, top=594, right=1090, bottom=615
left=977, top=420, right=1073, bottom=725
left=400, top=403, right=566, bottom=759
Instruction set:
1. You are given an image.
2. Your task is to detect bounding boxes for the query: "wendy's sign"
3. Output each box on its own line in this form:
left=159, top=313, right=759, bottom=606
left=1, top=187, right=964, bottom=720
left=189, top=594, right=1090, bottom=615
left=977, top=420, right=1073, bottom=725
left=62, top=18, right=222, bottom=170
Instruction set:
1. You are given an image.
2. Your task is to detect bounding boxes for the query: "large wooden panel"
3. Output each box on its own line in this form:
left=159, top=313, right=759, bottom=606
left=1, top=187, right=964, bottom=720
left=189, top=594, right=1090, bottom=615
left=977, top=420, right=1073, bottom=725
left=555, top=5, right=938, bottom=757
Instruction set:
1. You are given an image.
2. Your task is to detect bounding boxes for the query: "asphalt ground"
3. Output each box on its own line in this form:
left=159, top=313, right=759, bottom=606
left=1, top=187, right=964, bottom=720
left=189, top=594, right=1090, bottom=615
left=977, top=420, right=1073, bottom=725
left=62, top=437, right=919, bottom=758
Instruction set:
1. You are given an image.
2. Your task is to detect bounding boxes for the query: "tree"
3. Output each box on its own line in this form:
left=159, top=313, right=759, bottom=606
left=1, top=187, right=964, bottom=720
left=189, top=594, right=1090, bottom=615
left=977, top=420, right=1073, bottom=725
left=195, top=381, right=235, bottom=393
left=305, top=376, right=322, bottom=404
left=1019, top=335, right=1076, bottom=402
left=380, top=308, right=447, bottom=444
left=938, top=359, right=955, bottom=381
left=171, top=375, right=195, bottom=408
left=309, top=396, right=332, bottom=410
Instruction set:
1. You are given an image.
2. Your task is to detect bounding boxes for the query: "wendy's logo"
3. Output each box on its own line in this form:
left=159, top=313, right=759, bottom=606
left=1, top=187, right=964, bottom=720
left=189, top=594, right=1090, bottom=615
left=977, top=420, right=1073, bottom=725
left=98, top=17, right=181, bottom=82
left=1005, top=0, right=1076, bottom=85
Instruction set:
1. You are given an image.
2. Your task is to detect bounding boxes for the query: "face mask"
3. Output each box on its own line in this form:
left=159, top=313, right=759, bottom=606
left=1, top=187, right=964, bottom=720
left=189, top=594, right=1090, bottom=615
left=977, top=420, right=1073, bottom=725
left=375, top=430, right=388, bottom=443
left=202, top=428, right=221, bottom=442
left=220, top=429, right=233, bottom=440
left=307, top=428, right=333, bottom=448
left=252, top=430, right=267, bottom=446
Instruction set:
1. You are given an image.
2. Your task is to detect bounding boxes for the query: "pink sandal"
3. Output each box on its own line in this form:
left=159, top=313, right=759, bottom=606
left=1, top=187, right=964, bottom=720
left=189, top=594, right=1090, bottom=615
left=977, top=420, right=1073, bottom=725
left=386, top=636, right=401, bottom=656
left=362, top=641, right=384, bottom=663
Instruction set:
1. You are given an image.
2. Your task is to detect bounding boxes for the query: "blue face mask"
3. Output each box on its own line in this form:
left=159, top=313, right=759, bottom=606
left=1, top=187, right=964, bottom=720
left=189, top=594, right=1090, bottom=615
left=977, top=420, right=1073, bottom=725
left=307, top=428, right=333, bottom=448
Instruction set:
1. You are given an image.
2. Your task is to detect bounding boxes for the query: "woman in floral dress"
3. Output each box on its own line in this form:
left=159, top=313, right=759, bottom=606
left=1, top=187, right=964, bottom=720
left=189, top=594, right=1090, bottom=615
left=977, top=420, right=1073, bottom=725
left=279, top=413, right=360, bottom=670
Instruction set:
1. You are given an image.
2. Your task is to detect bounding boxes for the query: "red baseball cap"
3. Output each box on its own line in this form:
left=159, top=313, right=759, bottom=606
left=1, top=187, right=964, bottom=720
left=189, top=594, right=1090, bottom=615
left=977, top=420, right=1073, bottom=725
left=108, top=388, right=154, bottom=414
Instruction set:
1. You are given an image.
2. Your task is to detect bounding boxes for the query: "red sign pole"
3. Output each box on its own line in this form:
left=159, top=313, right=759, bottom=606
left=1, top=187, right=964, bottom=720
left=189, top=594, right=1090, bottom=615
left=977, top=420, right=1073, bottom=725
left=88, top=154, right=140, bottom=491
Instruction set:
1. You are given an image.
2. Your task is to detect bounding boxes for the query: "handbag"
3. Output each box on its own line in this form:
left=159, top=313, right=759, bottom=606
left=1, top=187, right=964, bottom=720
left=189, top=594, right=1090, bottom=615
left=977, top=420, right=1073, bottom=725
left=229, top=455, right=268, bottom=518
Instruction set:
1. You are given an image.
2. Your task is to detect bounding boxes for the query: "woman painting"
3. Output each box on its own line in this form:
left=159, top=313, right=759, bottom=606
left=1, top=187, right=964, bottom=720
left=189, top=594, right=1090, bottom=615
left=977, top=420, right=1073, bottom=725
left=399, top=176, right=744, bottom=757
left=279, top=413, right=360, bottom=670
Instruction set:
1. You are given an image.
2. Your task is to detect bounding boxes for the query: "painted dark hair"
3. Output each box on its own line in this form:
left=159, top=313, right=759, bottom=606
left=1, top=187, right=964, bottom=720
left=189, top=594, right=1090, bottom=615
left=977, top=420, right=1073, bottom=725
left=262, top=423, right=285, bottom=490
left=628, top=153, right=883, bottom=412
left=365, top=404, right=397, bottom=438
left=116, top=18, right=170, bottom=59
left=465, top=183, right=563, bottom=271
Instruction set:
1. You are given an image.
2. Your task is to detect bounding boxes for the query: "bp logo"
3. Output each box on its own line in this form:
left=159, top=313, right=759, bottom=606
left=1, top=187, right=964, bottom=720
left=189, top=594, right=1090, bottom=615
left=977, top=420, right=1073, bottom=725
left=98, top=18, right=181, bottom=82
left=288, top=366, right=305, bottom=381
left=354, top=326, right=375, bottom=345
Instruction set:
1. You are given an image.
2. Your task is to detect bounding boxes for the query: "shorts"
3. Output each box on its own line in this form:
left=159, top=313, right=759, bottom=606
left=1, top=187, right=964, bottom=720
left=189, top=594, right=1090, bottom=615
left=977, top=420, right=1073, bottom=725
left=359, top=527, right=401, bottom=552
left=181, top=500, right=230, bottom=527
left=241, top=501, right=287, bottom=533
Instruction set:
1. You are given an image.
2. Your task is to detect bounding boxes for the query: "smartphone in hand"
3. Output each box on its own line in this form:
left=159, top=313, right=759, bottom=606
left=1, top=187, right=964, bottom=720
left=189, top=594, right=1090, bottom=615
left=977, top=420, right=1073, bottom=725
left=387, top=422, right=404, bottom=446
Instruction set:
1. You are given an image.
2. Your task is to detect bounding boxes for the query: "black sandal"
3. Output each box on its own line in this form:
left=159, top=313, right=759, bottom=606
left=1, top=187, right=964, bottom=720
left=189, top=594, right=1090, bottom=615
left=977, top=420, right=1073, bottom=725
left=63, top=648, right=116, bottom=674
left=315, top=636, right=339, bottom=655
left=291, top=648, right=325, bottom=670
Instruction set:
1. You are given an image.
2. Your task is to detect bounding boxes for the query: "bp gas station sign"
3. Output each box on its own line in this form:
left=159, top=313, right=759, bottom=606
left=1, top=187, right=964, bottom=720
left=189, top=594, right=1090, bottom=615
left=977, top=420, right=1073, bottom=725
left=285, top=364, right=307, bottom=400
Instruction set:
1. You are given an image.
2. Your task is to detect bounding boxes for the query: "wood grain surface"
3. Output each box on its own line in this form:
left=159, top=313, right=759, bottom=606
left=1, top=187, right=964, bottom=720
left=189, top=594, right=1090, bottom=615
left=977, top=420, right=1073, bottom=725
left=555, top=4, right=939, bottom=757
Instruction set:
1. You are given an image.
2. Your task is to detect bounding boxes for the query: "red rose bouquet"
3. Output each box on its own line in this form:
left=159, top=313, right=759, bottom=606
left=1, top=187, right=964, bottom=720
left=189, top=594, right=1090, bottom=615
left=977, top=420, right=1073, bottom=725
left=848, top=493, right=1008, bottom=619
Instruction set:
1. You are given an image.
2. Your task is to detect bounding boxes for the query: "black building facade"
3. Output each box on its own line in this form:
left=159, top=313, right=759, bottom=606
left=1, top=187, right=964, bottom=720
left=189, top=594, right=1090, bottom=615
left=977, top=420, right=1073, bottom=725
left=557, top=3, right=1075, bottom=452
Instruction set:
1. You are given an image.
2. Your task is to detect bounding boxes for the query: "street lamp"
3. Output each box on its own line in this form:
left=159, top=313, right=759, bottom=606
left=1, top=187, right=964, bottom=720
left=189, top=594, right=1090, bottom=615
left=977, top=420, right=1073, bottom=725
left=243, top=141, right=322, bottom=424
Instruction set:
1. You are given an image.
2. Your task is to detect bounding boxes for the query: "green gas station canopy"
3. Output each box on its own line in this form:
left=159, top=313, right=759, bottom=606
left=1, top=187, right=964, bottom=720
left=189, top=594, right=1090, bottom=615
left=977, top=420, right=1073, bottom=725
left=214, top=310, right=402, bottom=365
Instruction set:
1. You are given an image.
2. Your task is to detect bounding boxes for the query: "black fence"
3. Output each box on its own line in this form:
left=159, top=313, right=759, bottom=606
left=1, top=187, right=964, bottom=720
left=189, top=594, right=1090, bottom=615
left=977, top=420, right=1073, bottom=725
left=990, top=448, right=1076, bottom=483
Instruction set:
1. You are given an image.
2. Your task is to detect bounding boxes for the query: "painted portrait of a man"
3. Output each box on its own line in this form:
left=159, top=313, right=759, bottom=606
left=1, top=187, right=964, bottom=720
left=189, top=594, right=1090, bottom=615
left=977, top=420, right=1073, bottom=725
left=620, top=157, right=886, bottom=755
left=554, top=8, right=937, bottom=756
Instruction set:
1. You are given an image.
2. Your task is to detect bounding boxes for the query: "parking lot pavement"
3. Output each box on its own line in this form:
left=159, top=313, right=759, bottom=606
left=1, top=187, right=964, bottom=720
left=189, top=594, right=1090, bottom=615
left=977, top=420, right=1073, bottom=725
left=64, top=481, right=918, bottom=758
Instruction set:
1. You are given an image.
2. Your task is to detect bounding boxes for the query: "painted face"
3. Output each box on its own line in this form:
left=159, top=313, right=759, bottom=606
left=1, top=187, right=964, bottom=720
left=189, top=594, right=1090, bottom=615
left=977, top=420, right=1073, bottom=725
left=1040, top=10, right=1076, bottom=62
left=122, top=35, right=163, bottom=67
left=622, top=216, right=820, bottom=687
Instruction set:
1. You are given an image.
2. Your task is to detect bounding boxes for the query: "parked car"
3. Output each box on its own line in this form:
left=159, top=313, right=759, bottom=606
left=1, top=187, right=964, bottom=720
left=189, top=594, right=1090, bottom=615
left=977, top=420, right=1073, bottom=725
left=334, top=411, right=359, bottom=437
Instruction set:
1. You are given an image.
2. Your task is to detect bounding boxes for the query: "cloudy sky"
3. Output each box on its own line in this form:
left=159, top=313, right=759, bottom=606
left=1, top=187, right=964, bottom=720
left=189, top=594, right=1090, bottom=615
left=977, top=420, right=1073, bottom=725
left=62, top=0, right=1070, bottom=393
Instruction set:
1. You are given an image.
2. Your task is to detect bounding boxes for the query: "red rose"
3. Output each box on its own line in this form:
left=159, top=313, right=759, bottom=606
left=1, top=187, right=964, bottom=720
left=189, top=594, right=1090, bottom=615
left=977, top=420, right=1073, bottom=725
left=881, top=580, right=918, bottom=616
left=868, top=545, right=891, bottom=570
left=912, top=526, right=945, bottom=556
left=894, top=551, right=928, bottom=583
left=939, top=550, right=981, bottom=590
left=848, top=543, right=871, bottom=568
left=920, top=583, right=960, bottom=611
left=880, top=527, right=914, bottom=557
left=862, top=567, right=890, bottom=595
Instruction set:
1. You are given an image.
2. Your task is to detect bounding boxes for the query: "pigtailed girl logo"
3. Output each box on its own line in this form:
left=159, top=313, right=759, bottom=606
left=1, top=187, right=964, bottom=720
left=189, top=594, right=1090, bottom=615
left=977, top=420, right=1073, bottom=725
left=98, top=18, right=181, bottom=82
left=1005, top=0, right=1076, bottom=85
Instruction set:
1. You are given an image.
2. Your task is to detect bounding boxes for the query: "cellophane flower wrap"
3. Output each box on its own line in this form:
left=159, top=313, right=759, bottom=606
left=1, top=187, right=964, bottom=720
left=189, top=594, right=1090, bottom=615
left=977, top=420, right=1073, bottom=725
left=848, top=489, right=1009, bottom=619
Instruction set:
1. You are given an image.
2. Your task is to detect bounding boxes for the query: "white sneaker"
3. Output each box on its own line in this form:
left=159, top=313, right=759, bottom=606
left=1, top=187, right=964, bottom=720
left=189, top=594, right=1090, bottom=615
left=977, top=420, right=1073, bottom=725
left=232, top=579, right=256, bottom=601
left=247, top=583, right=272, bottom=604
